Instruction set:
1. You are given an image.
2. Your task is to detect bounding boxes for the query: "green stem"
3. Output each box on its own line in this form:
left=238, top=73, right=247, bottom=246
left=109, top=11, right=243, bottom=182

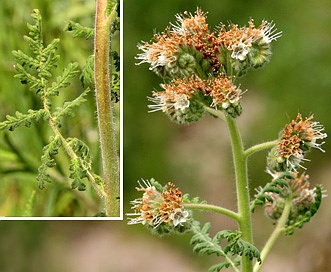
left=183, top=203, right=240, bottom=222
left=204, top=106, right=226, bottom=121
left=225, top=115, right=253, bottom=272
left=244, top=140, right=278, bottom=159
left=253, top=197, right=292, bottom=272
left=94, top=0, right=119, bottom=216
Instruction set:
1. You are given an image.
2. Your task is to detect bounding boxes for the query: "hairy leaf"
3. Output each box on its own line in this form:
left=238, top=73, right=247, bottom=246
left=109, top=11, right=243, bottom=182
left=0, top=109, right=48, bottom=131
left=48, top=62, right=80, bottom=97
left=37, top=135, right=62, bottom=189
left=53, top=88, right=90, bottom=124
left=64, top=21, right=94, bottom=39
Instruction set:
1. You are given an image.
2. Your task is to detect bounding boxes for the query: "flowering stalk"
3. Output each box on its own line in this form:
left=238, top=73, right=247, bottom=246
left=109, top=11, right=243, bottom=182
left=129, top=8, right=326, bottom=272
left=183, top=203, right=240, bottom=222
left=253, top=197, right=292, bottom=272
left=94, top=0, right=119, bottom=216
left=244, top=140, right=279, bottom=158
left=225, top=115, right=253, bottom=272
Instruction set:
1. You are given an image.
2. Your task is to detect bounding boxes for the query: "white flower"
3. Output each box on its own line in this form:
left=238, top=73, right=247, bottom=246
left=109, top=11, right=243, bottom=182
left=170, top=208, right=190, bottom=227
left=259, top=21, right=282, bottom=44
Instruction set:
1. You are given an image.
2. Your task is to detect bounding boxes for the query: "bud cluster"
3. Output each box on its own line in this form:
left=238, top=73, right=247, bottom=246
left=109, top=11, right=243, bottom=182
left=127, top=179, right=192, bottom=235
left=136, top=8, right=281, bottom=123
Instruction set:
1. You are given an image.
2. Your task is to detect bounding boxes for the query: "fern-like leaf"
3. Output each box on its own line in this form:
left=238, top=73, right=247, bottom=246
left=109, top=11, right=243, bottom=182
left=69, top=158, right=87, bottom=191
left=218, top=230, right=261, bottom=263
left=208, top=258, right=241, bottom=272
left=191, top=223, right=261, bottom=271
left=0, top=109, right=48, bottom=131
left=48, top=62, right=80, bottom=97
left=190, top=223, right=226, bottom=257
left=37, top=135, right=62, bottom=189
left=53, top=88, right=90, bottom=125
left=25, top=9, right=43, bottom=53
left=66, top=137, right=93, bottom=191
left=64, top=21, right=94, bottom=39
left=80, top=55, right=94, bottom=87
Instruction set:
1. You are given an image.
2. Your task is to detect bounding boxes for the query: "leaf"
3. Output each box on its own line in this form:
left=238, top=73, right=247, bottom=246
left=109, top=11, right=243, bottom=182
left=64, top=21, right=94, bottom=39
left=190, top=223, right=226, bottom=257
left=190, top=224, right=261, bottom=271
left=37, top=136, right=62, bottom=189
left=67, top=137, right=92, bottom=169
left=66, top=137, right=93, bottom=191
left=0, top=109, right=48, bottom=131
left=80, top=55, right=94, bottom=87
left=13, top=63, right=44, bottom=92
left=53, top=88, right=90, bottom=124
left=48, top=62, right=80, bottom=96
left=69, top=158, right=87, bottom=191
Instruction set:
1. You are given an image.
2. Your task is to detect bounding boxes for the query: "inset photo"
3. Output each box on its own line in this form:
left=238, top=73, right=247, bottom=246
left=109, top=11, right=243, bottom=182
left=0, top=0, right=122, bottom=218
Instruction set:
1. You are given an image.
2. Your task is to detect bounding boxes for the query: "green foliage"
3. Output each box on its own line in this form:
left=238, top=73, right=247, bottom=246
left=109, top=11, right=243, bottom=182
left=53, top=88, right=90, bottom=126
left=67, top=137, right=93, bottom=191
left=37, top=135, right=62, bottom=189
left=0, top=10, right=97, bottom=196
left=64, top=21, right=94, bottom=39
left=0, top=109, right=47, bottom=131
left=190, top=223, right=261, bottom=271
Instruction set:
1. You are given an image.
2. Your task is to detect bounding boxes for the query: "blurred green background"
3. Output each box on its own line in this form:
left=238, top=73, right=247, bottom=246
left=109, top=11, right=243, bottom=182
left=0, top=0, right=330, bottom=271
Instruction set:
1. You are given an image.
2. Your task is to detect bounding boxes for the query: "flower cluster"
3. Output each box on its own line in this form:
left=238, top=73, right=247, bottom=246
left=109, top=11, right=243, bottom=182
left=148, top=74, right=243, bottom=123
left=137, top=8, right=281, bottom=123
left=258, top=114, right=327, bottom=230
left=267, top=114, right=327, bottom=173
left=127, top=179, right=192, bottom=235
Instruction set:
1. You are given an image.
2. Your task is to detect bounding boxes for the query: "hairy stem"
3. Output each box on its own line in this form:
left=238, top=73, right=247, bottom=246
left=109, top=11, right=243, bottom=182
left=204, top=106, right=226, bottom=121
left=225, top=115, right=253, bottom=272
left=94, top=0, right=119, bottom=216
left=253, top=197, right=292, bottom=272
left=184, top=203, right=240, bottom=222
left=244, top=140, right=278, bottom=159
